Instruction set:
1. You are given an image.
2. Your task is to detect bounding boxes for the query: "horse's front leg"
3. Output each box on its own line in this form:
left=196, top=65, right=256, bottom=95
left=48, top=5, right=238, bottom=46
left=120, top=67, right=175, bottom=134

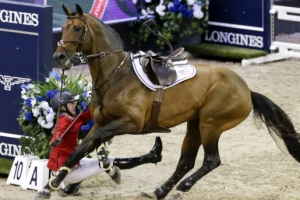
left=92, top=117, right=140, bottom=147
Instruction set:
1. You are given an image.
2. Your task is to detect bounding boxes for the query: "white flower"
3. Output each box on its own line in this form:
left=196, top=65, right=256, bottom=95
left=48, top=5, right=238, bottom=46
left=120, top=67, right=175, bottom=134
left=45, top=77, right=49, bottom=83
left=40, top=119, right=54, bottom=129
left=38, top=101, right=50, bottom=110
left=147, top=7, right=154, bottom=15
left=132, top=0, right=137, bottom=4
left=193, top=4, right=204, bottom=19
left=168, top=2, right=174, bottom=8
left=187, top=0, right=195, bottom=5
left=31, top=98, right=37, bottom=107
left=21, top=88, right=26, bottom=95
left=32, top=108, right=40, bottom=117
left=141, top=9, right=149, bottom=17
left=74, top=94, right=80, bottom=100
left=43, top=107, right=53, bottom=116
left=78, top=80, right=83, bottom=87
left=145, top=0, right=152, bottom=2
left=156, top=4, right=166, bottom=17
left=46, top=112, right=55, bottom=122
left=28, top=84, right=35, bottom=89
left=33, top=89, right=40, bottom=94
left=21, top=95, right=28, bottom=100
left=37, top=116, right=43, bottom=124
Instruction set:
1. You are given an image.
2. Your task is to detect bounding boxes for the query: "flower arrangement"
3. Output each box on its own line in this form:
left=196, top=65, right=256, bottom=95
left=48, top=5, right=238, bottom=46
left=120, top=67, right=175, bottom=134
left=130, top=0, right=208, bottom=49
left=17, top=71, right=93, bottom=159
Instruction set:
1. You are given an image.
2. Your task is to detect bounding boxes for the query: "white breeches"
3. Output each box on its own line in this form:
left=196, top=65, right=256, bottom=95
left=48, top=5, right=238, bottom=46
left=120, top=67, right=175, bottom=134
left=52, top=156, right=115, bottom=184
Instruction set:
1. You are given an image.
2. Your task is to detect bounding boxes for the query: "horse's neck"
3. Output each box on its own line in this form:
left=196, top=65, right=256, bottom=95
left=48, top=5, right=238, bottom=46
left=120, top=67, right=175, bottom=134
left=87, top=52, right=129, bottom=89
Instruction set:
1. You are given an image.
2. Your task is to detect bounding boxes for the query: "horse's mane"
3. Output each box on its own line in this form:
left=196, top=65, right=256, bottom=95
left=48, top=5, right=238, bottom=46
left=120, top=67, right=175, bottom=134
left=70, top=11, right=124, bottom=50
left=97, top=19, right=124, bottom=50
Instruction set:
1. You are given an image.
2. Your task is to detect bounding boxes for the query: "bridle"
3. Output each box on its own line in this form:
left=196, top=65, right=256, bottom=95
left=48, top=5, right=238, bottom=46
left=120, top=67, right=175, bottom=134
left=56, top=15, right=94, bottom=67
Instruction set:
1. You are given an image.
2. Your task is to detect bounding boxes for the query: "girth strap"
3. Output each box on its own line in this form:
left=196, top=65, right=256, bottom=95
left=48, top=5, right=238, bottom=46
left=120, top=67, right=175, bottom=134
left=141, top=88, right=171, bottom=133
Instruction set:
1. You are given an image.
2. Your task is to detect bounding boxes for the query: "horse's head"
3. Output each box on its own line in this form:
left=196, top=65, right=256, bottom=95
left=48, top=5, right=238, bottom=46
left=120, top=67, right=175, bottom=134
left=53, top=4, right=93, bottom=70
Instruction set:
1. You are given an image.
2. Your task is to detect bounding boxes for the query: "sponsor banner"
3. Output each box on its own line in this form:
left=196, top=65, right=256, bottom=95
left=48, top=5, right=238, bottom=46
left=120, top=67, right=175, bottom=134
left=204, top=0, right=271, bottom=51
left=0, top=1, right=52, bottom=159
left=275, top=0, right=300, bottom=7
left=47, top=0, right=139, bottom=31
left=0, top=134, right=22, bottom=159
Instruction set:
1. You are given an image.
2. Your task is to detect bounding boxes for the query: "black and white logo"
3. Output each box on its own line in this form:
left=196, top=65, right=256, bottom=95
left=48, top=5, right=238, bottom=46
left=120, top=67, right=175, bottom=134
left=0, top=74, right=31, bottom=91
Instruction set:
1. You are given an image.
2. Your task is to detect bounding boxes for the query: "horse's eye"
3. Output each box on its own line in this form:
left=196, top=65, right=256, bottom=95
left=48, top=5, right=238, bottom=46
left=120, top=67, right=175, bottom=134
left=74, top=26, right=81, bottom=32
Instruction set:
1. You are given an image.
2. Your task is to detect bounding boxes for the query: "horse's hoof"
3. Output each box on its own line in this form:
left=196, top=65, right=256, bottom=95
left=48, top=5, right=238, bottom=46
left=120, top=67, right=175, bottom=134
left=169, top=191, right=182, bottom=200
left=154, top=186, right=168, bottom=199
left=176, top=178, right=194, bottom=192
left=35, top=189, right=51, bottom=199
left=138, top=191, right=156, bottom=199
left=149, top=136, right=163, bottom=163
left=49, top=176, right=60, bottom=190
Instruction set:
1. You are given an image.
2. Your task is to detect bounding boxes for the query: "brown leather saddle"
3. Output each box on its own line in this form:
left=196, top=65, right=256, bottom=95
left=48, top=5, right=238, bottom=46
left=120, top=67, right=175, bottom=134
left=138, top=47, right=187, bottom=86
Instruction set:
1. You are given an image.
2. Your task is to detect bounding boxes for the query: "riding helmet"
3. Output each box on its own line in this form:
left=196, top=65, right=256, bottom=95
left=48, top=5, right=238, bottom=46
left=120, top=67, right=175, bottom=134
left=51, top=92, right=78, bottom=112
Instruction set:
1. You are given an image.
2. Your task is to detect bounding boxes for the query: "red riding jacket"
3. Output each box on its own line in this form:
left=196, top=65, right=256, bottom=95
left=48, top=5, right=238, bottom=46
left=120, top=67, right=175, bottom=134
left=47, top=108, right=91, bottom=171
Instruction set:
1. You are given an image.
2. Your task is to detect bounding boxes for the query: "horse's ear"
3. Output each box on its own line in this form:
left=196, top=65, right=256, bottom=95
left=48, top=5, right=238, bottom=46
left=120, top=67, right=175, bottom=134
left=75, top=4, right=83, bottom=17
left=62, top=4, right=71, bottom=16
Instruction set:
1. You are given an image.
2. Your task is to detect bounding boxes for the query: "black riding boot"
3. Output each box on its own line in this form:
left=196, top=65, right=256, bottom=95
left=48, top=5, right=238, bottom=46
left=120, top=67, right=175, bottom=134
left=58, top=182, right=81, bottom=197
left=113, top=136, right=163, bottom=170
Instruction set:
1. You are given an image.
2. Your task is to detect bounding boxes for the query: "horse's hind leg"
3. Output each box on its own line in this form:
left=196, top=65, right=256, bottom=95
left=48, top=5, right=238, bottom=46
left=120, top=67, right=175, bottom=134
left=153, top=119, right=201, bottom=199
left=176, top=125, right=221, bottom=192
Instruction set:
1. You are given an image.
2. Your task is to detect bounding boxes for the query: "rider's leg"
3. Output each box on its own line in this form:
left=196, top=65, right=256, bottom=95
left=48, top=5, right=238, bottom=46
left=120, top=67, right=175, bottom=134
left=113, top=136, right=163, bottom=169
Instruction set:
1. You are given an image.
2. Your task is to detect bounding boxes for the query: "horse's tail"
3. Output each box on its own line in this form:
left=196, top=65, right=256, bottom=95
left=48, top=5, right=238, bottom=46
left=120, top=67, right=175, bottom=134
left=251, top=91, right=300, bottom=163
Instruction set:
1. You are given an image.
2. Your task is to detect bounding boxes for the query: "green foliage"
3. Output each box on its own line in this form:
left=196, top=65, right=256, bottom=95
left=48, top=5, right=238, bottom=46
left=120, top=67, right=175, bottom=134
left=184, top=43, right=268, bottom=61
left=0, top=158, right=13, bottom=175
left=130, top=0, right=208, bottom=49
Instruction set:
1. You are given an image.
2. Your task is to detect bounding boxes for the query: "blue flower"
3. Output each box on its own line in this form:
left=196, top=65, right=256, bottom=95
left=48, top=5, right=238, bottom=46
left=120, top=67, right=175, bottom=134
left=82, top=91, right=88, bottom=99
left=75, top=106, right=80, bottom=114
left=45, top=90, right=55, bottom=99
left=178, top=4, right=187, bottom=13
left=25, top=111, right=32, bottom=121
left=53, top=89, right=59, bottom=96
left=80, top=101, right=87, bottom=107
left=174, top=0, right=181, bottom=6
left=80, top=102, right=88, bottom=111
left=169, top=5, right=177, bottom=13
left=88, top=119, right=94, bottom=127
left=25, top=98, right=32, bottom=107
left=21, top=83, right=30, bottom=92
left=36, top=96, right=44, bottom=101
left=182, top=8, right=193, bottom=18
left=50, top=71, right=61, bottom=81
left=19, top=109, right=24, bottom=115
left=196, top=1, right=203, bottom=6
left=81, top=124, right=90, bottom=132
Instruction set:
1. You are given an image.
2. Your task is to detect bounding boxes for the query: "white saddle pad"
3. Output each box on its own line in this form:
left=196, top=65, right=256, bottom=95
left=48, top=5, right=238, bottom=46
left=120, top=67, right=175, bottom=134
left=131, top=53, right=196, bottom=91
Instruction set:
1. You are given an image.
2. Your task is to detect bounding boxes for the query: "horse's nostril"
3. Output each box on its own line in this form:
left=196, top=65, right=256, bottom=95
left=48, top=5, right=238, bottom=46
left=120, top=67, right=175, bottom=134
left=59, top=54, right=65, bottom=60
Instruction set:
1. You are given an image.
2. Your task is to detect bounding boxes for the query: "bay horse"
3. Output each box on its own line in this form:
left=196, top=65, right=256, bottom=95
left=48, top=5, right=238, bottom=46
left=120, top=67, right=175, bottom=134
left=44, top=4, right=300, bottom=199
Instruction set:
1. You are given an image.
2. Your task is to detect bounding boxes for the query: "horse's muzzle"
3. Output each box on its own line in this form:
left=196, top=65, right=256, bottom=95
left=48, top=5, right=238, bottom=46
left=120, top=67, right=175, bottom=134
left=53, top=52, right=74, bottom=70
